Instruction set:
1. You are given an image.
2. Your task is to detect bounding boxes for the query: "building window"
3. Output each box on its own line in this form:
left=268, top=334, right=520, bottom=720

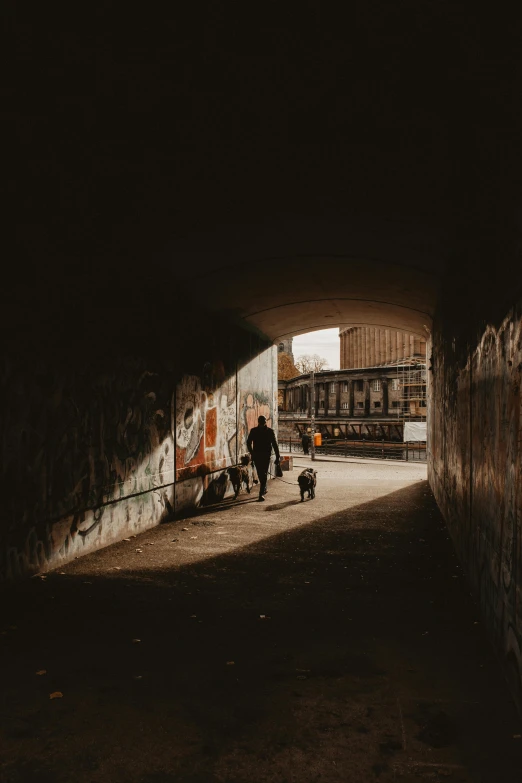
left=357, top=401, right=364, bottom=408
left=373, top=401, right=381, bottom=408
left=356, top=380, right=364, bottom=392
left=371, top=379, right=381, bottom=392
left=278, top=343, right=284, bottom=352
left=330, top=382, right=336, bottom=394
left=420, top=400, right=427, bottom=407
left=392, top=401, right=400, bottom=408
left=391, top=379, right=400, bottom=391
left=341, top=401, right=349, bottom=409
left=319, top=400, right=325, bottom=408
left=342, top=381, right=349, bottom=392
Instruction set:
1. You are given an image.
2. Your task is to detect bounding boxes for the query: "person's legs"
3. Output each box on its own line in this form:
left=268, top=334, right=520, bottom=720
left=253, top=453, right=269, bottom=498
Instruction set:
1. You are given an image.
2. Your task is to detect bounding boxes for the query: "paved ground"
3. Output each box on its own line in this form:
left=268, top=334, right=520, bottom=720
left=1, top=458, right=521, bottom=783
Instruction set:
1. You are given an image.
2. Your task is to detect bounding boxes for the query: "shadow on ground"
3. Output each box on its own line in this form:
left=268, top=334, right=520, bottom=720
left=1, top=481, right=521, bottom=782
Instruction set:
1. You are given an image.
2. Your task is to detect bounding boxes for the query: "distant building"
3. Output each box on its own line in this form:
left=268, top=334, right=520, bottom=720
left=339, top=327, right=426, bottom=368
left=277, top=337, right=294, bottom=364
left=278, top=361, right=427, bottom=420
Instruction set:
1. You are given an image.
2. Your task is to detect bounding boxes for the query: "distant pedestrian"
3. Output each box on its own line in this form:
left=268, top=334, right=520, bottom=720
left=247, top=415, right=280, bottom=501
left=301, top=432, right=311, bottom=455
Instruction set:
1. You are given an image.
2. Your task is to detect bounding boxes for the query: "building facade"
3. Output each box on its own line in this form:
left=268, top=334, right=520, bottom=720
left=279, top=362, right=427, bottom=419
left=277, top=337, right=294, bottom=363
left=339, top=327, right=426, bottom=369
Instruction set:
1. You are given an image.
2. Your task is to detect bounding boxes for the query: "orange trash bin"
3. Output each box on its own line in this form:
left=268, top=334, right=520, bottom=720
left=313, top=432, right=322, bottom=447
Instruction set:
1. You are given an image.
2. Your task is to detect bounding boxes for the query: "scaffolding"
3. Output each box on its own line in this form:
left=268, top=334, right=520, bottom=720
left=394, top=358, right=427, bottom=421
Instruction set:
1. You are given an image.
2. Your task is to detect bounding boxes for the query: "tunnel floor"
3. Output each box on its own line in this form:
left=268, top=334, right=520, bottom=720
left=1, top=459, right=521, bottom=783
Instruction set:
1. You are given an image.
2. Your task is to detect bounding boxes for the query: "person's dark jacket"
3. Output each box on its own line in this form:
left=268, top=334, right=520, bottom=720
left=247, top=426, right=280, bottom=460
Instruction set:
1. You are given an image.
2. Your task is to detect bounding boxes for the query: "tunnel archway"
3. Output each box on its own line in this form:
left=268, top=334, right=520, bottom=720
left=3, top=0, right=522, bottom=713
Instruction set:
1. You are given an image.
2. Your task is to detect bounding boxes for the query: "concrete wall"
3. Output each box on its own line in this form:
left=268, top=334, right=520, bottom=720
left=429, top=298, right=522, bottom=710
left=0, top=292, right=276, bottom=580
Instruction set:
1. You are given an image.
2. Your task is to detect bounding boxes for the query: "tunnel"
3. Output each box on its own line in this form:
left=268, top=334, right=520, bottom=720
left=3, top=2, right=522, bottom=767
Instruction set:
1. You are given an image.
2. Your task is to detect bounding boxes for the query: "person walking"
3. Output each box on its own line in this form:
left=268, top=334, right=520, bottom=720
left=247, top=415, right=280, bottom=501
left=301, top=432, right=311, bottom=455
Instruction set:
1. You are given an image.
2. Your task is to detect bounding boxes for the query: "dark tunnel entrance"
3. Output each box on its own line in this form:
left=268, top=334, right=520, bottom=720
left=3, top=0, right=522, bottom=721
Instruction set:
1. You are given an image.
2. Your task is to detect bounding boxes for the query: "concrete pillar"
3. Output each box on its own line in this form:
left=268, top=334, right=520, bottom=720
left=335, top=379, right=341, bottom=415
left=382, top=377, right=389, bottom=416
left=390, top=331, right=397, bottom=363
left=315, top=383, right=320, bottom=417
left=414, top=336, right=421, bottom=357
left=396, top=332, right=402, bottom=361
left=348, top=331, right=353, bottom=368
left=369, top=327, right=375, bottom=366
left=385, top=329, right=390, bottom=363
left=349, top=379, right=355, bottom=416
left=355, top=329, right=360, bottom=368
left=364, top=329, right=370, bottom=368
left=410, top=334, right=415, bottom=358
left=364, top=379, right=371, bottom=417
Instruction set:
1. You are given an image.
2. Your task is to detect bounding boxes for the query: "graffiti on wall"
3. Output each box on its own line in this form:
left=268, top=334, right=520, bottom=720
left=1, top=344, right=277, bottom=577
left=429, top=303, right=522, bottom=709
left=175, top=348, right=277, bottom=512
left=0, top=357, right=175, bottom=579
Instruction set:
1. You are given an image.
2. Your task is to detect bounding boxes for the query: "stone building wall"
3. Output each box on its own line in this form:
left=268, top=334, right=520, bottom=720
left=340, top=327, right=426, bottom=369
left=280, top=364, right=426, bottom=418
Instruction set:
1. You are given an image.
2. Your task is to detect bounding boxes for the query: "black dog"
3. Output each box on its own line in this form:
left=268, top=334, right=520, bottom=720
left=298, top=468, right=317, bottom=501
left=227, top=454, right=253, bottom=499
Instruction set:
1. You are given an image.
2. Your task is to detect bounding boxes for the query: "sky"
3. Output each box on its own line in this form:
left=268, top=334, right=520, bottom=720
left=292, top=328, right=340, bottom=370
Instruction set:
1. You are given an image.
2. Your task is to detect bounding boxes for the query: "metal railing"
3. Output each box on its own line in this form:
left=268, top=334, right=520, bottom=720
left=279, top=438, right=426, bottom=462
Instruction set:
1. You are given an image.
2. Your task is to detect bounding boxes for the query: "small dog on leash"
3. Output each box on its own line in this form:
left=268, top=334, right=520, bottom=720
left=298, top=468, right=317, bottom=501
left=227, top=454, right=255, bottom=499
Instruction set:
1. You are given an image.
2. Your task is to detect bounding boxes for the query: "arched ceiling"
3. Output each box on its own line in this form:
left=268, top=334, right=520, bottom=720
left=172, top=216, right=444, bottom=341
left=8, top=3, right=518, bottom=348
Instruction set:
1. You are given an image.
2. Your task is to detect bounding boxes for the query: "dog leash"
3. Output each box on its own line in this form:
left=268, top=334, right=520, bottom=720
left=229, top=459, right=308, bottom=487
left=268, top=465, right=304, bottom=486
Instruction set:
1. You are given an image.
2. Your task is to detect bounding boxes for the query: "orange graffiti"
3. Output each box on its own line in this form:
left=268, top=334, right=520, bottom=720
left=245, top=393, right=271, bottom=432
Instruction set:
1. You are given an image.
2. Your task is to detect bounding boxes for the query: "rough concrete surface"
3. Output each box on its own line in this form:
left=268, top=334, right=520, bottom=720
left=1, top=458, right=521, bottom=783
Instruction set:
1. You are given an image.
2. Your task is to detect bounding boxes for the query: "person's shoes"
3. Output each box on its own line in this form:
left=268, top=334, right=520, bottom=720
left=258, top=495, right=265, bottom=502
left=261, top=485, right=267, bottom=495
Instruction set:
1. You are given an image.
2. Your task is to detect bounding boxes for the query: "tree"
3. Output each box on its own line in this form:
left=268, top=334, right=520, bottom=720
left=294, top=354, right=329, bottom=374
left=277, top=352, right=299, bottom=380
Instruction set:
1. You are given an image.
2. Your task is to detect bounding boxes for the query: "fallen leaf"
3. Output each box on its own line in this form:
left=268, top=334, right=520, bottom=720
left=181, top=527, right=189, bottom=531
left=171, top=539, right=178, bottom=542
left=49, top=691, right=63, bottom=699
left=35, top=670, right=47, bottom=676
left=190, top=536, right=198, bottom=540
left=190, top=615, right=197, bottom=618
left=133, top=675, right=143, bottom=680
left=226, top=661, right=235, bottom=666
left=135, top=549, right=143, bottom=553
left=132, top=639, right=141, bottom=644
left=123, top=538, right=131, bottom=541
